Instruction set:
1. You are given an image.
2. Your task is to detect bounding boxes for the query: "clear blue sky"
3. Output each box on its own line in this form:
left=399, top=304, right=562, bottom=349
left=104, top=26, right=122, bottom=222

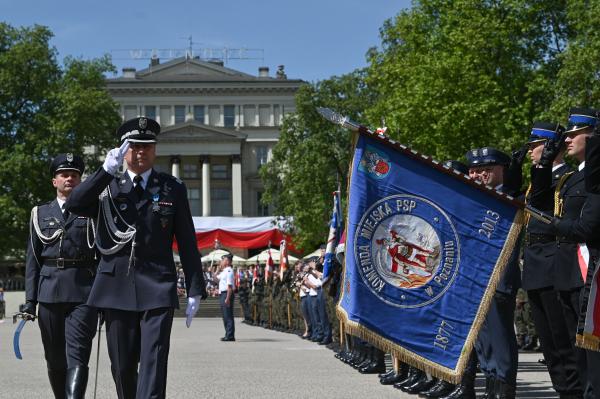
left=2, top=0, right=411, bottom=82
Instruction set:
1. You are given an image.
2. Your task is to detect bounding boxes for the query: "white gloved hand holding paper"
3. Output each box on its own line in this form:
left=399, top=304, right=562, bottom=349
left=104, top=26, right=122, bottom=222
left=102, top=140, right=130, bottom=175
left=185, top=295, right=201, bottom=328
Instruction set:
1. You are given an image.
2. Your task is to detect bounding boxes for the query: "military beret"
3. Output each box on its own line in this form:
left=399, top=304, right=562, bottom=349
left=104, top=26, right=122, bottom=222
left=465, top=147, right=510, bottom=168
left=529, top=121, right=564, bottom=143
left=117, top=117, right=160, bottom=143
left=221, top=253, right=234, bottom=260
left=566, top=107, right=599, bottom=133
left=50, top=153, right=85, bottom=176
left=443, top=160, right=468, bottom=175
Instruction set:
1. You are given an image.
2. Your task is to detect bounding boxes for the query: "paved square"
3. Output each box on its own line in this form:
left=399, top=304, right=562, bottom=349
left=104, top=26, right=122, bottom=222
left=0, top=317, right=557, bottom=398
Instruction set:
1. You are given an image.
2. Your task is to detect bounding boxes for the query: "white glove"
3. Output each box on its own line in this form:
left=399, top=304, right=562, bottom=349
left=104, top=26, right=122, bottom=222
left=102, top=140, right=130, bottom=175
left=185, top=295, right=201, bottom=328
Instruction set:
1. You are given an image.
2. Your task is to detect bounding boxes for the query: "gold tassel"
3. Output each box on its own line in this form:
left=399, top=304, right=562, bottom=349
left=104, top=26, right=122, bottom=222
left=576, top=333, right=600, bottom=352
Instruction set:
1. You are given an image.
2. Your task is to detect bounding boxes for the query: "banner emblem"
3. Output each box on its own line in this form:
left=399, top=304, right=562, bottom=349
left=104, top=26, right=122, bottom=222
left=355, top=194, right=459, bottom=308
left=359, top=145, right=390, bottom=179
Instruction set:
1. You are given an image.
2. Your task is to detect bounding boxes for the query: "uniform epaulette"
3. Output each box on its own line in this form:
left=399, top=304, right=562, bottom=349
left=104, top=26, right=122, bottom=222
left=159, top=172, right=183, bottom=185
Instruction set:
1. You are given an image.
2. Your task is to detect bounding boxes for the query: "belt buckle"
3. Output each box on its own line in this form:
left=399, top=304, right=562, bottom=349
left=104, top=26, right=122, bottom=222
left=56, top=258, right=65, bottom=269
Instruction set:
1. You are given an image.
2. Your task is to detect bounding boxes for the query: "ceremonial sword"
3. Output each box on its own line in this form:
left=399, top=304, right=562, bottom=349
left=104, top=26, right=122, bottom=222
left=12, top=311, right=36, bottom=360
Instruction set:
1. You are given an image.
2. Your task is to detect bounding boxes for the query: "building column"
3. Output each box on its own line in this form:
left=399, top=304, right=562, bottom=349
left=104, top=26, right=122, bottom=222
left=231, top=154, right=243, bottom=217
left=170, top=155, right=181, bottom=178
left=201, top=156, right=211, bottom=216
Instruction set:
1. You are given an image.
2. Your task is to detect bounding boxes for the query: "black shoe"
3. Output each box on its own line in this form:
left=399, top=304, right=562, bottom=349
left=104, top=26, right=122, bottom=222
left=355, top=358, right=372, bottom=370
left=405, top=376, right=437, bottom=394
left=319, top=337, right=332, bottom=345
left=481, top=376, right=496, bottom=399
left=66, top=366, right=89, bottom=399
left=419, top=380, right=455, bottom=398
left=220, top=337, right=235, bottom=341
left=359, top=361, right=386, bottom=374
left=522, top=337, right=538, bottom=351
left=379, top=369, right=395, bottom=379
left=494, top=380, right=516, bottom=399
left=439, top=382, right=475, bottom=399
left=380, top=372, right=405, bottom=385
left=538, top=358, right=547, bottom=365
left=395, top=367, right=424, bottom=390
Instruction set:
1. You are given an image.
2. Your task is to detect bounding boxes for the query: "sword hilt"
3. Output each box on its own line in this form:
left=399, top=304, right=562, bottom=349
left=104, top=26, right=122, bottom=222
left=12, top=312, right=36, bottom=324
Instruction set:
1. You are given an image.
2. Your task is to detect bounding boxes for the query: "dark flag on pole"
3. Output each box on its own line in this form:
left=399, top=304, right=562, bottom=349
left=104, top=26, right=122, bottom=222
left=330, top=114, right=524, bottom=383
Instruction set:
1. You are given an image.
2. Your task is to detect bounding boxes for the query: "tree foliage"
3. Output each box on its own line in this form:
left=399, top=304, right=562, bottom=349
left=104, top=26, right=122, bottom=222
left=0, top=23, right=120, bottom=258
left=260, top=70, right=373, bottom=251
left=263, top=1, right=600, bottom=248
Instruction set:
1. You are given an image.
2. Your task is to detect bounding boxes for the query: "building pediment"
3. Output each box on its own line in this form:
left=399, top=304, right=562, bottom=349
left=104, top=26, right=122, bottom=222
left=160, top=121, right=247, bottom=143
left=126, top=57, right=261, bottom=82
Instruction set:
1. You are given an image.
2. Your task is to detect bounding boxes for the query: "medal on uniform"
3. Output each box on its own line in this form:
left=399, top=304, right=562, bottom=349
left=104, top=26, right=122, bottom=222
left=152, top=193, right=160, bottom=212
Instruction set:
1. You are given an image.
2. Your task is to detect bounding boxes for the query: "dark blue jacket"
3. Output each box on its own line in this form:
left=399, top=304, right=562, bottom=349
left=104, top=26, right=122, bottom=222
left=66, top=167, right=206, bottom=311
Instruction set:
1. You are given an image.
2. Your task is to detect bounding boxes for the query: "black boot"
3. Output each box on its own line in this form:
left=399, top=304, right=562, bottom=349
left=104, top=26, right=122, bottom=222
left=380, top=366, right=408, bottom=385
left=481, top=376, right=496, bottom=399
left=439, top=372, right=475, bottom=399
left=494, top=380, right=516, bottom=399
left=47, top=368, right=67, bottom=399
left=360, top=348, right=386, bottom=374
left=522, top=336, right=538, bottom=351
left=66, top=367, right=89, bottom=399
left=405, top=375, right=438, bottom=394
left=419, top=379, right=455, bottom=398
left=378, top=368, right=395, bottom=379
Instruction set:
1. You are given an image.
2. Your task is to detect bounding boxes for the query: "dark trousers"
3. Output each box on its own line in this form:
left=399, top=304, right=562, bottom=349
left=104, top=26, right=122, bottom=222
left=316, top=288, right=331, bottom=340
left=528, top=287, right=582, bottom=394
left=240, top=299, right=251, bottom=321
left=474, top=291, right=518, bottom=385
left=300, top=296, right=312, bottom=335
left=38, top=302, right=97, bottom=370
left=104, top=307, right=174, bottom=399
left=309, top=295, right=322, bottom=339
left=220, top=292, right=235, bottom=339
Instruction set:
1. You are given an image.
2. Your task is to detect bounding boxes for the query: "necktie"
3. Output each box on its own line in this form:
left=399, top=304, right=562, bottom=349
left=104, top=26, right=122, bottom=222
left=133, top=175, right=144, bottom=200
left=61, top=203, right=70, bottom=221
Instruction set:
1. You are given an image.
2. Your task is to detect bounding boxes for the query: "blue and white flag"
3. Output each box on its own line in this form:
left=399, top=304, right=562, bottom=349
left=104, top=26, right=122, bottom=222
left=337, top=131, right=523, bottom=383
left=322, top=190, right=341, bottom=284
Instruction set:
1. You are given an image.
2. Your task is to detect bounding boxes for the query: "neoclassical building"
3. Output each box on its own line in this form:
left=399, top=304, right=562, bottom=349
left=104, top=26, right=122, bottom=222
left=106, top=57, right=304, bottom=218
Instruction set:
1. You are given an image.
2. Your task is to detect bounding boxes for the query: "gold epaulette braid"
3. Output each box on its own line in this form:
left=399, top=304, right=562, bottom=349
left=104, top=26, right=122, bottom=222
left=524, top=183, right=532, bottom=226
left=554, top=171, right=574, bottom=217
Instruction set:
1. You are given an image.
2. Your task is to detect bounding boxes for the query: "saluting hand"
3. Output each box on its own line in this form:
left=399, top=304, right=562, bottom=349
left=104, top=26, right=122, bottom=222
left=539, top=128, right=567, bottom=168
left=102, top=140, right=130, bottom=175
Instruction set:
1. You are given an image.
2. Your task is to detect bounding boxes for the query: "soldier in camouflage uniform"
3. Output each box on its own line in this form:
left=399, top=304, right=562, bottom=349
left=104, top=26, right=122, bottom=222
left=514, top=288, right=538, bottom=350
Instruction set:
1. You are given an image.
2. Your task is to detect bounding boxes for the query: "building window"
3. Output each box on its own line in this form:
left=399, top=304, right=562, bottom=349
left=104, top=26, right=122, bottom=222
left=243, top=105, right=257, bottom=126
left=187, top=188, right=201, bottom=216
left=256, top=146, right=268, bottom=171
left=144, top=106, right=156, bottom=119
left=224, top=105, right=235, bottom=127
left=211, top=164, right=228, bottom=180
left=257, top=192, right=269, bottom=216
left=124, top=105, right=137, bottom=120
left=273, top=105, right=281, bottom=126
left=259, top=104, right=271, bottom=126
left=193, top=105, right=205, bottom=124
left=208, top=105, right=220, bottom=126
left=174, top=105, right=186, bottom=124
left=160, top=106, right=172, bottom=126
left=211, top=189, right=232, bottom=216
left=183, top=163, right=198, bottom=179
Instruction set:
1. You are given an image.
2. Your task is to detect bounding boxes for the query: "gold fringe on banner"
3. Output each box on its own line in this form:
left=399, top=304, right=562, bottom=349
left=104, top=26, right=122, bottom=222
left=336, top=152, right=525, bottom=384
left=576, top=333, right=600, bottom=352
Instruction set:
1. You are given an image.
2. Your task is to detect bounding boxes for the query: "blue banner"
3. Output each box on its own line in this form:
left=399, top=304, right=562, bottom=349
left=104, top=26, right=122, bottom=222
left=337, top=132, right=523, bottom=382
left=322, top=190, right=341, bottom=284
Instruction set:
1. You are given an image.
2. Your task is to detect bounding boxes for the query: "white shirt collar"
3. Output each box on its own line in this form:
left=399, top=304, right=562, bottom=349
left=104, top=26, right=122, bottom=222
left=56, top=197, right=66, bottom=210
left=579, top=161, right=585, bottom=172
left=126, top=168, right=153, bottom=189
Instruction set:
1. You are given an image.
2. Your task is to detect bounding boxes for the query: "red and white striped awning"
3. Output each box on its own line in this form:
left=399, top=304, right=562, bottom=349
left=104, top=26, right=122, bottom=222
left=190, top=216, right=292, bottom=250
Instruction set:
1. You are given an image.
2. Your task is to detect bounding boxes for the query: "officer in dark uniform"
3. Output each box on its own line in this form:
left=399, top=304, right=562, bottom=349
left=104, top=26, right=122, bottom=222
left=531, top=107, right=600, bottom=398
left=24, top=154, right=98, bottom=399
left=65, top=117, right=206, bottom=399
left=466, top=148, right=521, bottom=398
left=522, top=122, right=583, bottom=397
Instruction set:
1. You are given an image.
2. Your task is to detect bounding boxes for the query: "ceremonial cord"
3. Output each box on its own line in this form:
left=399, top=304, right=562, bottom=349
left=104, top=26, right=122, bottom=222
left=29, top=206, right=64, bottom=267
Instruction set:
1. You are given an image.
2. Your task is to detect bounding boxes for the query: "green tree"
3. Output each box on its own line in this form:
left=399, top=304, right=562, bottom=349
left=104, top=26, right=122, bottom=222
left=365, top=0, right=568, bottom=161
left=0, top=23, right=120, bottom=258
left=261, top=70, right=373, bottom=250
